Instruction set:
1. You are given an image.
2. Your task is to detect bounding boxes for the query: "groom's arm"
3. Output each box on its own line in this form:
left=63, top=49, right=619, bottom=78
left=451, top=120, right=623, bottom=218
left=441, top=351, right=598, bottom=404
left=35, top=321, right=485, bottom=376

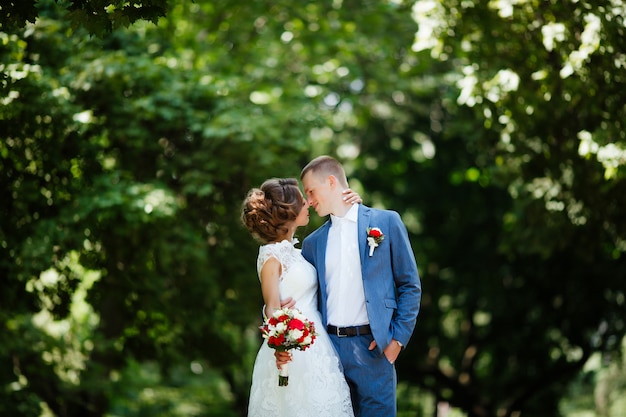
left=388, top=211, right=422, bottom=347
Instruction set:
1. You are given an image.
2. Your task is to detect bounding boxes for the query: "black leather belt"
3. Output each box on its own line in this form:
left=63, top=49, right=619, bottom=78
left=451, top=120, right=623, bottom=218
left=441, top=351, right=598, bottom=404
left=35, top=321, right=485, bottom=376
left=327, top=324, right=371, bottom=337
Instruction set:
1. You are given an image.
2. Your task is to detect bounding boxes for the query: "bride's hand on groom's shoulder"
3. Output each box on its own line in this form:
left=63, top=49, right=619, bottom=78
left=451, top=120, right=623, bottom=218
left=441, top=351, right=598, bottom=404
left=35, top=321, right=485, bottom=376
left=342, top=188, right=363, bottom=205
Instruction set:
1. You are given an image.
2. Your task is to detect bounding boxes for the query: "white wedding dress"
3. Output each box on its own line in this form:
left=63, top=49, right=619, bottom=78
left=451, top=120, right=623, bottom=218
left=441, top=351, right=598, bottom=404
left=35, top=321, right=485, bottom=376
left=248, top=240, right=354, bottom=417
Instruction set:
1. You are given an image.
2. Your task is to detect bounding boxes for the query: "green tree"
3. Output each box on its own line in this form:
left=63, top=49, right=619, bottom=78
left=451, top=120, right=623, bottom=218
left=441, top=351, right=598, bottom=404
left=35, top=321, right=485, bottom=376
left=1, top=1, right=429, bottom=415
left=3, top=1, right=626, bottom=416
left=1, top=1, right=302, bottom=414
left=367, top=1, right=626, bottom=416
left=0, top=0, right=168, bottom=35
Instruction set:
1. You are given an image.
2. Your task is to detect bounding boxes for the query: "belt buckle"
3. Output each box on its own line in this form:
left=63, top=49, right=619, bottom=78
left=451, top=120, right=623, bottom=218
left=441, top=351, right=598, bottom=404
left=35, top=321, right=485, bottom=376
left=336, top=326, right=348, bottom=337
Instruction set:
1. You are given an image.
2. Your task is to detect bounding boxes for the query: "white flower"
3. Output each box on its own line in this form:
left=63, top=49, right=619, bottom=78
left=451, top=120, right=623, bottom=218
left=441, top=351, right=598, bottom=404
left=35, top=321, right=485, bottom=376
left=289, top=329, right=304, bottom=340
left=367, top=237, right=379, bottom=256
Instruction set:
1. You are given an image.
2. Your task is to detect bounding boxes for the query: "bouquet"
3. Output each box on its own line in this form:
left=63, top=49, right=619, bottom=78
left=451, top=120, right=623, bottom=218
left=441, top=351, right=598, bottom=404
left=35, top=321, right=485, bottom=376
left=260, top=307, right=317, bottom=386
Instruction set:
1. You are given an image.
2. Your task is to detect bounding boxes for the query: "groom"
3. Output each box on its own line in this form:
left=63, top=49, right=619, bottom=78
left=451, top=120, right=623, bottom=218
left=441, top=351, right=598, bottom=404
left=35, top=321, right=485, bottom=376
left=299, top=155, right=421, bottom=417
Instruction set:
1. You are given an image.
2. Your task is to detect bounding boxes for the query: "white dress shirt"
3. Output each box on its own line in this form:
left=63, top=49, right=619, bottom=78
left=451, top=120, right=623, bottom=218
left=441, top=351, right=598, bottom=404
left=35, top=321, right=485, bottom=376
left=325, top=204, right=369, bottom=327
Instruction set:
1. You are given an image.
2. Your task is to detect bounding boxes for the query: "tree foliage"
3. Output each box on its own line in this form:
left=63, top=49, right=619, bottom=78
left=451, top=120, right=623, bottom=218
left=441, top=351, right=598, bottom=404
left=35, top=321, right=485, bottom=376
left=0, top=0, right=168, bottom=36
left=396, top=1, right=626, bottom=416
left=1, top=1, right=625, bottom=417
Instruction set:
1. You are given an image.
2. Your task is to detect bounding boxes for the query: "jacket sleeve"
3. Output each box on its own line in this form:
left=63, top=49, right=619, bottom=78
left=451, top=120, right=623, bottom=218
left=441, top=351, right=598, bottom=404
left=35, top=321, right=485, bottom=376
left=388, top=210, right=421, bottom=347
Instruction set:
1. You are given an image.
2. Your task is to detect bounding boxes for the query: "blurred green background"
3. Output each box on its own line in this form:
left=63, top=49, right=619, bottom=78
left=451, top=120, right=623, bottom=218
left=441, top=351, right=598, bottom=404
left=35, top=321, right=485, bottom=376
left=1, top=1, right=625, bottom=416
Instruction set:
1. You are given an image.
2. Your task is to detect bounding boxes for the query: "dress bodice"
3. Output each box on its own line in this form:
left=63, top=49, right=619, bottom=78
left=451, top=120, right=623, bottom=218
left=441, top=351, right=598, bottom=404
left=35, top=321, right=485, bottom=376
left=257, top=239, right=319, bottom=317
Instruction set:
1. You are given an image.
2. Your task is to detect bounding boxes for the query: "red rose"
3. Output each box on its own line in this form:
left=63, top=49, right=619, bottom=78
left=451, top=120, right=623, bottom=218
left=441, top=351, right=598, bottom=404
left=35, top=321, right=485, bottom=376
left=288, top=318, right=304, bottom=330
left=369, top=229, right=381, bottom=238
left=268, top=334, right=285, bottom=347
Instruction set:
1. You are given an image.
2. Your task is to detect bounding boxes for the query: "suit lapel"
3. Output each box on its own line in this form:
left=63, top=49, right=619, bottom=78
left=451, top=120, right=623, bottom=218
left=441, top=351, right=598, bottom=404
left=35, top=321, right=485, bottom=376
left=358, top=205, right=372, bottom=267
left=313, top=221, right=332, bottom=324
left=316, top=221, right=331, bottom=300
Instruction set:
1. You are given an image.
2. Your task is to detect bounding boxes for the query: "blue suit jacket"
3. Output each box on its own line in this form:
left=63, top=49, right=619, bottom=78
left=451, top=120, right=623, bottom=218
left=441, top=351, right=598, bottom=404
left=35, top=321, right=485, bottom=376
left=301, top=205, right=421, bottom=353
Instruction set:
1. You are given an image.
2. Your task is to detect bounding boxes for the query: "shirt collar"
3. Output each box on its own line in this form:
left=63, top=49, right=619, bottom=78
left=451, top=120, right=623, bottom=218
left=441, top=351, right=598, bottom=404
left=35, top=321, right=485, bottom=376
left=331, top=203, right=359, bottom=225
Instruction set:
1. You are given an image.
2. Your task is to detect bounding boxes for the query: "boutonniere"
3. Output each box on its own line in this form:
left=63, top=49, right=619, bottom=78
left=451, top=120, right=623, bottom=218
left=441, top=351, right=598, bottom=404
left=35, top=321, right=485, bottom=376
left=366, top=227, right=384, bottom=256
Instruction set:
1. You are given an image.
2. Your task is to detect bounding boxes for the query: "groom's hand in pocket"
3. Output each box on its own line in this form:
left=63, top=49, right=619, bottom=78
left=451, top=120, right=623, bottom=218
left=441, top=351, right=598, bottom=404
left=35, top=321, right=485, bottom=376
left=383, top=340, right=402, bottom=364
left=370, top=339, right=401, bottom=364
left=368, top=340, right=377, bottom=352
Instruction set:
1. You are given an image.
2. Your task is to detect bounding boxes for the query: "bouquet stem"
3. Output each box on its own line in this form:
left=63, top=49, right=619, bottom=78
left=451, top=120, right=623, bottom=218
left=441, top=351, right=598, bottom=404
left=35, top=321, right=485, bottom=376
left=278, top=363, right=289, bottom=386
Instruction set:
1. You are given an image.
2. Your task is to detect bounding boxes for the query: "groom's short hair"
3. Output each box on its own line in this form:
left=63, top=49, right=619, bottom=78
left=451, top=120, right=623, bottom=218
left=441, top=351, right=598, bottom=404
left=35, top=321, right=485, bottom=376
left=301, top=155, right=348, bottom=188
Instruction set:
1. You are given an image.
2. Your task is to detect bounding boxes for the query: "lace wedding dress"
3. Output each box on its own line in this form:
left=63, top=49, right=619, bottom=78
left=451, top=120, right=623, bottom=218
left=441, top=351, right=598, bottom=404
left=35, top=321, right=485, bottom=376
left=248, top=240, right=354, bottom=417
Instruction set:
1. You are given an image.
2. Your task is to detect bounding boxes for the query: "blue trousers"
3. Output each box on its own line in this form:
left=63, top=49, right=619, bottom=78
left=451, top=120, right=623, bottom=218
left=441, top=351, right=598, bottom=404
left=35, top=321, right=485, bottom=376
left=330, top=333, right=397, bottom=417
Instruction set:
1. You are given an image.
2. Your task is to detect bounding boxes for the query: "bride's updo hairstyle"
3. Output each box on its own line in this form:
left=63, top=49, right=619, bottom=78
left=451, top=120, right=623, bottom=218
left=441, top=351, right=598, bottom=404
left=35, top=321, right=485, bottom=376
left=241, top=178, right=305, bottom=244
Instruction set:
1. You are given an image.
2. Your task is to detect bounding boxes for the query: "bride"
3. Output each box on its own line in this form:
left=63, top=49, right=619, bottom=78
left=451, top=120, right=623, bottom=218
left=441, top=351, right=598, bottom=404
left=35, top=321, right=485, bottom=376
left=241, top=178, right=357, bottom=417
